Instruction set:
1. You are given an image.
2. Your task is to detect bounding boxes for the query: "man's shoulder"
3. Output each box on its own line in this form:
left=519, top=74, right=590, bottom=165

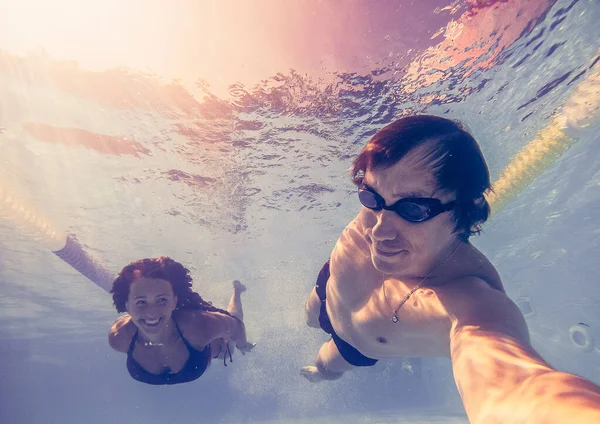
left=438, top=276, right=529, bottom=339
left=462, top=243, right=506, bottom=293
left=332, top=214, right=371, bottom=262
left=437, top=276, right=507, bottom=308
left=337, top=214, right=365, bottom=242
left=437, top=275, right=495, bottom=296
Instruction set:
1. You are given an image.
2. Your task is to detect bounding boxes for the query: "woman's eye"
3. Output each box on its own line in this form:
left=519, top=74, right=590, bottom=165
left=136, top=301, right=146, bottom=306
left=158, top=298, right=167, bottom=304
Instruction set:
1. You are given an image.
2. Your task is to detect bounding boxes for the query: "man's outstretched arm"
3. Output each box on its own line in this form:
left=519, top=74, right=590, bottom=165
left=446, top=278, right=600, bottom=424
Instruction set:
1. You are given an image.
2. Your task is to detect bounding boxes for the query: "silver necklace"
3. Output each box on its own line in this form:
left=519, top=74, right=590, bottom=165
left=382, top=241, right=461, bottom=323
left=138, top=326, right=178, bottom=347
left=138, top=335, right=166, bottom=347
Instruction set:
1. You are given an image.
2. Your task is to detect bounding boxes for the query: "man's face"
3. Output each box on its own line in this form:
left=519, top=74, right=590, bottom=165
left=360, top=145, right=458, bottom=276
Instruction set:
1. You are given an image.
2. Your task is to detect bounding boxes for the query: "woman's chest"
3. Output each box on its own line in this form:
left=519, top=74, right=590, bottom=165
left=133, top=341, right=190, bottom=374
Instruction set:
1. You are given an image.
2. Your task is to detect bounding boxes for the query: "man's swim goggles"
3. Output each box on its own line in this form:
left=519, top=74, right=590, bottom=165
left=358, top=183, right=455, bottom=223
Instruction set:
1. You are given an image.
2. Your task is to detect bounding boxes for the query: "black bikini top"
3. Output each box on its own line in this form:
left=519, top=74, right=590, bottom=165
left=126, top=318, right=211, bottom=385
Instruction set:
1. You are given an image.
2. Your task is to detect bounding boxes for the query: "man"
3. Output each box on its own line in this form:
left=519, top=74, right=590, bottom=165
left=301, top=115, right=600, bottom=423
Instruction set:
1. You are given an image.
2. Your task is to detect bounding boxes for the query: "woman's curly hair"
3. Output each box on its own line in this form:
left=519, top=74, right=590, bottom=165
left=110, top=256, right=234, bottom=318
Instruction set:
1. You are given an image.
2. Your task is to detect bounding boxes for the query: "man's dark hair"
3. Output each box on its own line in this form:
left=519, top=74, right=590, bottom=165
left=351, top=115, right=491, bottom=238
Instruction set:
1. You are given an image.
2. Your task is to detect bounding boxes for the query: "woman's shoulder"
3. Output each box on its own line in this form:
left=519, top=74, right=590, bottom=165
left=175, top=308, right=211, bottom=323
left=175, top=309, right=234, bottom=330
left=108, top=315, right=136, bottom=353
left=176, top=308, right=231, bottom=323
left=175, top=309, right=238, bottom=346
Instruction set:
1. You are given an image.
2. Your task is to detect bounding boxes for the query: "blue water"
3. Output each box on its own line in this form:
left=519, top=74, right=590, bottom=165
left=1, top=0, right=599, bottom=422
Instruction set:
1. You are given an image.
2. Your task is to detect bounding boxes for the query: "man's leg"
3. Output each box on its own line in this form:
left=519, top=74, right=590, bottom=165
left=305, top=286, right=321, bottom=328
left=301, top=339, right=354, bottom=382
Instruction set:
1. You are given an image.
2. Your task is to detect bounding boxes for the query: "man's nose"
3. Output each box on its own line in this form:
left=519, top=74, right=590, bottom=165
left=371, top=209, right=397, bottom=241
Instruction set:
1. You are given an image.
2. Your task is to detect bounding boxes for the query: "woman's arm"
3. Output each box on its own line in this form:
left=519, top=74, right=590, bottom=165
left=180, top=310, right=251, bottom=351
left=446, top=278, right=600, bottom=424
left=108, top=314, right=136, bottom=353
left=210, top=312, right=249, bottom=349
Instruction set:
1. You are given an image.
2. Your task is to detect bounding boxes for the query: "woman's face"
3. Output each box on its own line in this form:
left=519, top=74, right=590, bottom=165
left=125, top=277, right=178, bottom=337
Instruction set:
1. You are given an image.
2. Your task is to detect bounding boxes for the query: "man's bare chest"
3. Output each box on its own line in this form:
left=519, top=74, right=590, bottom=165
left=327, top=278, right=452, bottom=357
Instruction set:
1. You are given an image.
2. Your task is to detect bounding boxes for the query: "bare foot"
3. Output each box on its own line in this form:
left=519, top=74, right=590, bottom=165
left=300, top=366, right=324, bottom=382
left=401, top=360, right=415, bottom=374
left=233, top=280, right=246, bottom=293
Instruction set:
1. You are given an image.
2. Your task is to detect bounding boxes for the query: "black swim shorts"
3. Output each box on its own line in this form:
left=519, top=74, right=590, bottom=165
left=315, top=260, right=378, bottom=367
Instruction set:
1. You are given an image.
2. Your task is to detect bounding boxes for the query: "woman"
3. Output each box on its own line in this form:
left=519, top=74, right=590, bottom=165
left=108, top=256, right=254, bottom=385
